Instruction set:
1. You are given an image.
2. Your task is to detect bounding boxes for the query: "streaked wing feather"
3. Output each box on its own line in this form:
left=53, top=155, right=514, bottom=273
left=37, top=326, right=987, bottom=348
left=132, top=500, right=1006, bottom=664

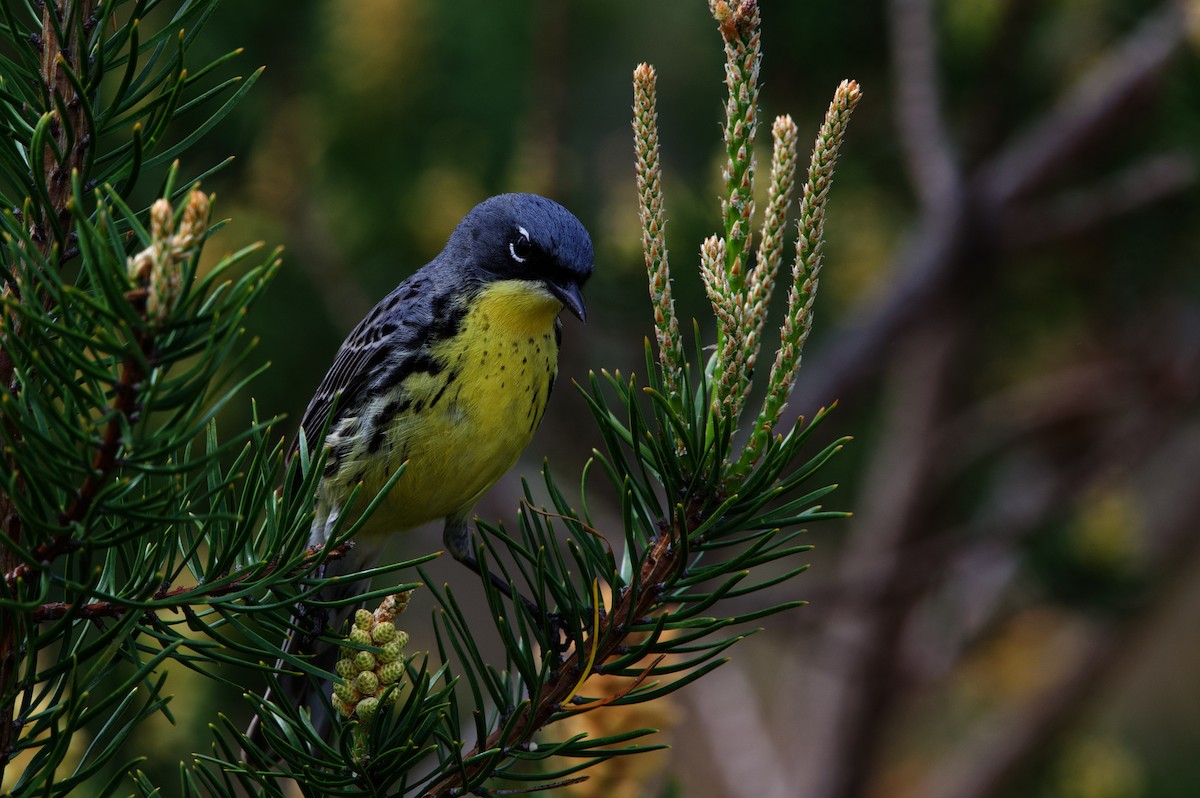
left=298, top=272, right=437, bottom=448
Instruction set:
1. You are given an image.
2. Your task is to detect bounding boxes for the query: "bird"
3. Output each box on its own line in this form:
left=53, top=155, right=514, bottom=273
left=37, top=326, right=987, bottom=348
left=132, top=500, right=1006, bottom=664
left=248, top=193, right=594, bottom=748
left=302, top=192, right=593, bottom=562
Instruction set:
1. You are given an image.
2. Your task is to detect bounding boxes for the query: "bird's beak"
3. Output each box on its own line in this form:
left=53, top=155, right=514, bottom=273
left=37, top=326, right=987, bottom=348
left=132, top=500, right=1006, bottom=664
left=550, top=279, right=588, bottom=323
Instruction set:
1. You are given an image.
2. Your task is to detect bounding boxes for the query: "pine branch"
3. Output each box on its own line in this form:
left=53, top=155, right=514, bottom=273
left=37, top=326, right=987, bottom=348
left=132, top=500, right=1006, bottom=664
left=1, top=2, right=96, bottom=780
left=29, top=543, right=355, bottom=623
left=0, top=3, right=274, bottom=787
left=34, top=0, right=95, bottom=253
left=422, top=523, right=686, bottom=798
left=4, top=191, right=210, bottom=591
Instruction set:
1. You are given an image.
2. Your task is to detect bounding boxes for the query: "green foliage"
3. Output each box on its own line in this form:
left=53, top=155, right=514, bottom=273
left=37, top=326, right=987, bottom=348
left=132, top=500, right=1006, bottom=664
left=0, top=1, right=373, bottom=794
left=2, top=1, right=858, bottom=796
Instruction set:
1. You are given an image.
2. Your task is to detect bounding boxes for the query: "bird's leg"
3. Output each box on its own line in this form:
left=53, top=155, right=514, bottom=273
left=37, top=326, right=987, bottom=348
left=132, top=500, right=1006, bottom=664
left=293, top=509, right=341, bottom=647
left=442, top=516, right=539, bottom=615
left=443, top=517, right=573, bottom=661
left=293, top=560, right=330, bottom=646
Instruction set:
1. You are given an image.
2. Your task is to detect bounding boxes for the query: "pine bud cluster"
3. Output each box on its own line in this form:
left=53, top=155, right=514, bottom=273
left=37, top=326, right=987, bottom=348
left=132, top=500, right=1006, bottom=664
left=126, top=189, right=211, bottom=324
left=331, top=592, right=412, bottom=721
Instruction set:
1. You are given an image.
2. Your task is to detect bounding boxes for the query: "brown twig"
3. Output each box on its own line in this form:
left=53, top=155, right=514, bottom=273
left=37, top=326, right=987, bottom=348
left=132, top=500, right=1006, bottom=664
left=999, top=151, right=1196, bottom=249
left=887, top=0, right=959, bottom=208
left=789, top=307, right=1200, bottom=797
left=37, top=3, right=91, bottom=247
left=62, top=338, right=150, bottom=524
left=792, top=316, right=962, bottom=798
left=977, top=3, right=1187, bottom=206
left=897, top=360, right=1189, bottom=688
left=3, top=534, right=82, bottom=591
left=963, top=0, right=1038, bottom=164
left=789, top=1, right=1188, bottom=419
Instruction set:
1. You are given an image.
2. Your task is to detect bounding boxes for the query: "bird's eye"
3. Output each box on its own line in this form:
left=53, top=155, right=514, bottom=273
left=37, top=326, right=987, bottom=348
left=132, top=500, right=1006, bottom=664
left=509, top=227, right=532, bottom=263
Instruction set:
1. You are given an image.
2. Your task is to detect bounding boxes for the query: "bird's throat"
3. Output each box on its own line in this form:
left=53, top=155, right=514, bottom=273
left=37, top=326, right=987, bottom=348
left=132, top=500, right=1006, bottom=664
left=466, top=279, right=563, bottom=335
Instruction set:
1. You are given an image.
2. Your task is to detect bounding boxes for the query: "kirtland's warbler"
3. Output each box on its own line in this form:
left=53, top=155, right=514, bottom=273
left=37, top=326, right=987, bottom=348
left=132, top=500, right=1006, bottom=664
left=254, top=193, right=593, bottom=743
left=302, top=192, right=593, bottom=562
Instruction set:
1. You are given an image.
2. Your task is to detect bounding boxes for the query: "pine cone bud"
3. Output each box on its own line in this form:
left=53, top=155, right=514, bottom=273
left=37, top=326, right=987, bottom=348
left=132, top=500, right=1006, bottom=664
left=353, top=650, right=376, bottom=672
left=356, top=670, right=380, bottom=697
left=379, top=661, right=404, bottom=685
left=378, top=639, right=404, bottom=663
left=371, top=621, right=396, bottom=643
left=333, top=680, right=359, bottom=704
left=356, top=697, right=380, bottom=720
left=331, top=591, right=414, bottom=724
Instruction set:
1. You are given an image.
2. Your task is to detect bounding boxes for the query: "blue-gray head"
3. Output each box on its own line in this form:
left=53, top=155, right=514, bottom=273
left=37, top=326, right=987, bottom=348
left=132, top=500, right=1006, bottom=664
left=445, top=193, right=595, bottom=321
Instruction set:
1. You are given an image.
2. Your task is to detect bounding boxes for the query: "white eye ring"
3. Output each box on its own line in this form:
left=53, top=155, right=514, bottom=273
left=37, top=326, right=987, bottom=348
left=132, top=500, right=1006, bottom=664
left=509, top=226, right=531, bottom=263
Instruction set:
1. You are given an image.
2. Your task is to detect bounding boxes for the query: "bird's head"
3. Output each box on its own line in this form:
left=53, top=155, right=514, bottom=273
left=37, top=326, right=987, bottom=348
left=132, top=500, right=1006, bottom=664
left=448, top=193, right=595, bottom=322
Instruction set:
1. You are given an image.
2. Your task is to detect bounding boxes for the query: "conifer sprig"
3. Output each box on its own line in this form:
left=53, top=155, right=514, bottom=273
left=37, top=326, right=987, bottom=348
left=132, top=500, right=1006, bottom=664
left=0, top=4, right=305, bottom=793
left=712, top=0, right=762, bottom=298
left=738, top=79, right=863, bottom=473
left=741, top=116, right=800, bottom=404
left=633, top=63, right=684, bottom=399
left=639, top=0, right=861, bottom=471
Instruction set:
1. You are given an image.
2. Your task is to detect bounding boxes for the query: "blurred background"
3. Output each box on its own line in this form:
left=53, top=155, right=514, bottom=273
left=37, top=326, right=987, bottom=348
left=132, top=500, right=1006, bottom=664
left=162, top=1, right=1200, bottom=796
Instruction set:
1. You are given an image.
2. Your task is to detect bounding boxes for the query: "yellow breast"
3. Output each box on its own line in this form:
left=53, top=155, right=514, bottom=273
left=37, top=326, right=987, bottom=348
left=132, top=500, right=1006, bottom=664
left=349, top=279, right=562, bottom=535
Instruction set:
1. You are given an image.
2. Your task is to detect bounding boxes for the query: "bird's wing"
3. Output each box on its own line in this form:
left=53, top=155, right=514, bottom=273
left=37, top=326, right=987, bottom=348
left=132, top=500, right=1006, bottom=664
left=297, top=271, right=439, bottom=450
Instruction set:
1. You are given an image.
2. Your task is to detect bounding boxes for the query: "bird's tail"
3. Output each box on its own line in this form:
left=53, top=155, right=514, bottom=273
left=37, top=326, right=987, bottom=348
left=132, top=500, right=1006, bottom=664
left=244, top=538, right=381, bottom=759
